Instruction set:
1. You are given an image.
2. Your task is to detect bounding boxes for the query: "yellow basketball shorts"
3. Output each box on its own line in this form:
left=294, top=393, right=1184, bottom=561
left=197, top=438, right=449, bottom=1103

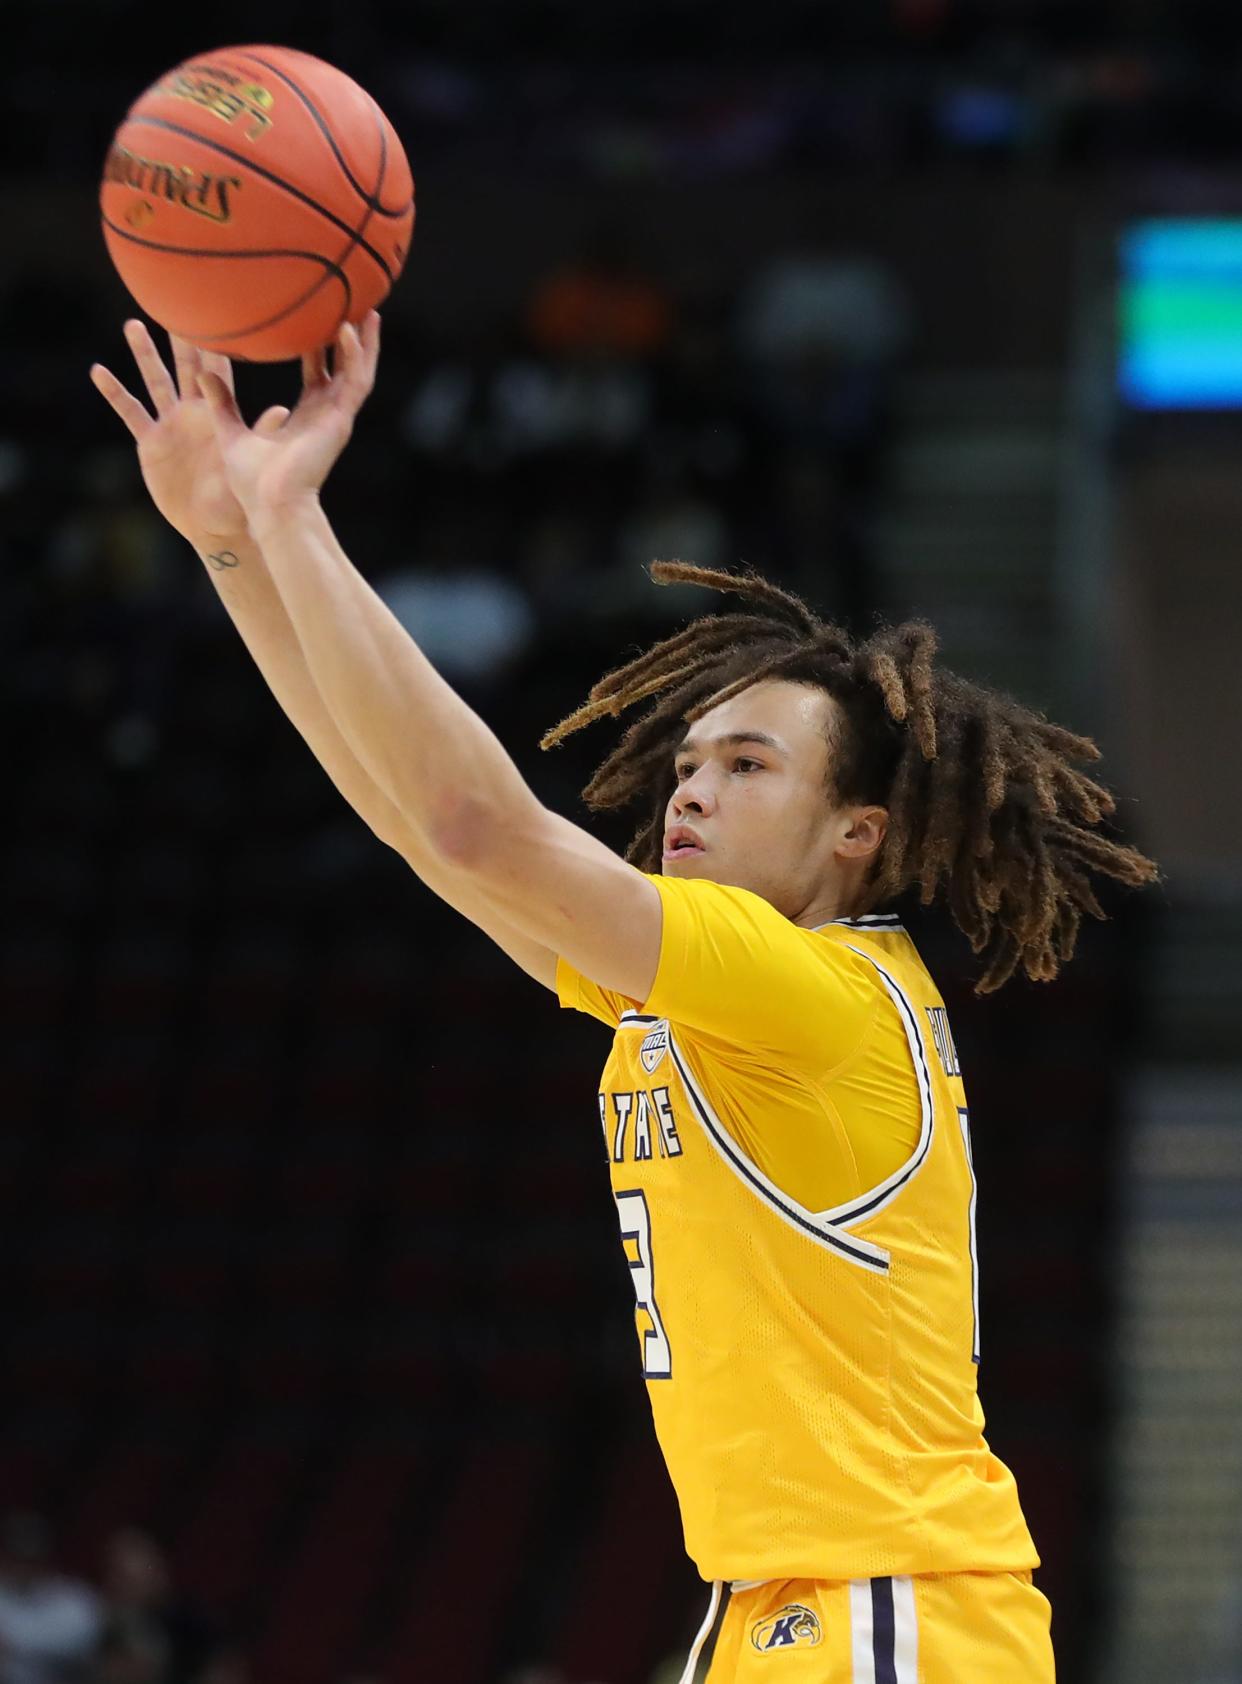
left=683, top=1569, right=1054, bottom=1683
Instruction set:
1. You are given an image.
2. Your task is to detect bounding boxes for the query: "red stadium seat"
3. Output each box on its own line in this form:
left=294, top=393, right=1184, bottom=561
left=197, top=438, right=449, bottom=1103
left=176, top=1064, right=276, bottom=1128
left=89, top=929, right=184, bottom=1033
left=20, top=1228, right=121, bottom=1310
left=550, top=1439, right=690, bottom=1682
left=156, top=1129, right=259, bottom=1213
left=0, top=928, right=73, bottom=1032
left=127, top=1328, right=219, bottom=1400
left=173, top=1440, right=302, bottom=1615
left=273, top=1131, right=369, bottom=1209
left=6, top=1319, right=111, bottom=1404
left=378, top=1439, right=550, bottom=1684
left=251, top=1446, right=422, bottom=1684
left=0, top=1439, right=73, bottom=1517
left=356, top=1325, right=446, bottom=1400
left=59, top=1441, right=185, bottom=1577
left=253, top=1229, right=351, bottom=1311
left=236, top=1332, right=333, bottom=1404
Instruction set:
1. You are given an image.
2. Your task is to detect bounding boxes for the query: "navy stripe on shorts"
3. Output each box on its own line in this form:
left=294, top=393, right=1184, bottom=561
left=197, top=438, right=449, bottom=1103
left=871, top=1576, right=897, bottom=1684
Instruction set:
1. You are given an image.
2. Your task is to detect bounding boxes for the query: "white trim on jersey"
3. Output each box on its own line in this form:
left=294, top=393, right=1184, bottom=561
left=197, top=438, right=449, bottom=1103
left=677, top=1579, right=723, bottom=1684
left=957, top=1106, right=981, bottom=1364
left=667, top=1031, right=892, bottom=1273
left=815, top=912, right=906, bottom=931
left=815, top=944, right=937, bottom=1231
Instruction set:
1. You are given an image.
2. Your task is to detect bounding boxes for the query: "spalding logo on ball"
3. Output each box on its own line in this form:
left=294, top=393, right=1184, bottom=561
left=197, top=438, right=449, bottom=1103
left=100, top=45, right=415, bottom=361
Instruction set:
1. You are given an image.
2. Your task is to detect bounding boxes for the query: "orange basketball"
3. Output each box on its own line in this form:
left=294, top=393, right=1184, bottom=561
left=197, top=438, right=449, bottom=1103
left=100, top=45, right=415, bottom=362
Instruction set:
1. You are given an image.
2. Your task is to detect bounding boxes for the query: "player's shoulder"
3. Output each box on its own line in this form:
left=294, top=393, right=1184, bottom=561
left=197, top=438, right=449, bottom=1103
left=655, top=876, right=899, bottom=955
left=647, top=871, right=792, bottom=936
left=816, top=913, right=944, bottom=1005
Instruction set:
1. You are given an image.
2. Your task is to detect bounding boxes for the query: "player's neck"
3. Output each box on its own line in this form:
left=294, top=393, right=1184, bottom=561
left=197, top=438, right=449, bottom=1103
left=791, top=878, right=875, bottom=930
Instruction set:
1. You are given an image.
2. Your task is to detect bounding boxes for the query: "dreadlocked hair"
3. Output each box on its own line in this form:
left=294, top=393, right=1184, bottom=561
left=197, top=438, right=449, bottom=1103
left=541, top=562, right=1159, bottom=994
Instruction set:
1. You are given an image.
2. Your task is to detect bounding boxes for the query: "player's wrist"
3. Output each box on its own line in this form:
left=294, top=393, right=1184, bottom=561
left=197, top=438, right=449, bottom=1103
left=189, top=528, right=259, bottom=570
left=247, top=491, right=324, bottom=549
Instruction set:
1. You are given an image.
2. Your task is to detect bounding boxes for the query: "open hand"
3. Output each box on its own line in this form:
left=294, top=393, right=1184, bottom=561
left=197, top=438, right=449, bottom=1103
left=196, top=312, right=381, bottom=525
left=90, top=323, right=290, bottom=545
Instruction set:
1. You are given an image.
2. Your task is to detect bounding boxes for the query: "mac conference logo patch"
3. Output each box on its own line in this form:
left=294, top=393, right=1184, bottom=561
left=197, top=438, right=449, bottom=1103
left=750, top=1603, right=822, bottom=1653
left=639, top=1020, right=669, bottom=1074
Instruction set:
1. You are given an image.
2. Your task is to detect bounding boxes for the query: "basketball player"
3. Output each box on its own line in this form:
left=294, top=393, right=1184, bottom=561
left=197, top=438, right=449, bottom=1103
left=92, top=316, right=1157, bottom=1682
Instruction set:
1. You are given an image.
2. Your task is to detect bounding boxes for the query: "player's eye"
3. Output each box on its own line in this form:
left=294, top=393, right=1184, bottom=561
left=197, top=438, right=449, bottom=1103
left=733, top=757, right=762, bottom=774
left=675, top=761, right=696, bottom=781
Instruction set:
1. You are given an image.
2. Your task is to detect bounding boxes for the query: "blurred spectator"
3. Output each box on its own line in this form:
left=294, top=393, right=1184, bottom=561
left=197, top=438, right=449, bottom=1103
left=0, top=1512, right=101, bottom=1684
left=376, top=563, right=535, bottom=683
left=96, top=1626, right=164, bottom=1684
left=613, top=462, right=733, bottom=616
left=738, top=243, right=910, bottom=619
left=401, top=335, right=653, bottom=463
left=43, top=445, right=187, bottom=767
left=527, top=228, right=673, bottom=359
left=97, top=1528, right=222, bottom=1684
left=738, top=242, right=910, bottom=448
left=489, top=355, right=652, bottom=456
left=193, top=1654, right=248, bottom=1684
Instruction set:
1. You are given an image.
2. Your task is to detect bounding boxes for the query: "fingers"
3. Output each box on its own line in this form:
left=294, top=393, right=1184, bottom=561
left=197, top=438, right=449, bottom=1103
left=196, top=370, right=246, bottom=443
left=200, top=350, right=236, bottom=397
left=361, top=308, right=381, bottom=381
left=144, top=328, right=236, bottom=404
left=124, top=319, right=178, bottom=417
left=89, top=362, right=154, bottom=442
left=302, top=346, right=330, bottom=390
left=169, top=334, right=201, bottom=401
left=253, top=405, right=291, bottom=437
left=338, top=319, right=363, bottom=381
left=332, top=314, right=379, bottom=411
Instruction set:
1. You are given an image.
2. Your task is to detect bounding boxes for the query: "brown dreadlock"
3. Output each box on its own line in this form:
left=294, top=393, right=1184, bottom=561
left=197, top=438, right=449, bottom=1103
left=541, top=562, right=1159, bottom=994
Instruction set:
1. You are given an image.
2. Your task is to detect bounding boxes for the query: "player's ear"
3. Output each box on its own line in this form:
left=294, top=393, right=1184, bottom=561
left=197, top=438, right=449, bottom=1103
left=837, top=806, right=888, bottom=862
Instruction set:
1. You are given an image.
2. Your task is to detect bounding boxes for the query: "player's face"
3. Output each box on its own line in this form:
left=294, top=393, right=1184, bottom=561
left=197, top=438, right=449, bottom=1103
left=662, top=679, right=882, bottom=919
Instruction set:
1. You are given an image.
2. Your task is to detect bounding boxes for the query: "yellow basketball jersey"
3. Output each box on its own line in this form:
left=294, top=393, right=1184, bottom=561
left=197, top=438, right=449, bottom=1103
left=557, top=873, right=1039, bottom=1583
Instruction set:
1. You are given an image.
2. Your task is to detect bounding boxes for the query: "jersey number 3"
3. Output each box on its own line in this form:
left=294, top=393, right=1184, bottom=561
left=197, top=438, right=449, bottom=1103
left=616, top=1189, right=672, bottom=1379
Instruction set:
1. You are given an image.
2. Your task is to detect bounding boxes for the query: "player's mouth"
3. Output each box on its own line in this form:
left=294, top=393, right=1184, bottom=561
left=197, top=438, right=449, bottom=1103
left=663, top=825, right=706, bottom=862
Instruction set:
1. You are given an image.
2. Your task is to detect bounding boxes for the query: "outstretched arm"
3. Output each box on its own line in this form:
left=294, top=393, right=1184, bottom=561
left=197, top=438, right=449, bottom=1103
left=199, top=314, right=663, bottom=1003
left=90, top=323, right=561, bottom=989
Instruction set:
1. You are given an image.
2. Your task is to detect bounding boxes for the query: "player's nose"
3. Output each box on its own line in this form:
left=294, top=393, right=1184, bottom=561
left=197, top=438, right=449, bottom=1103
left=672, top=768, right=716, bottom=817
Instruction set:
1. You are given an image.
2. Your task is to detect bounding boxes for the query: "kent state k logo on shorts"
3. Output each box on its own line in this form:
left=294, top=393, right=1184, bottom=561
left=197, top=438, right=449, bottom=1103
left=750, top=1603, right=822, bottom=1653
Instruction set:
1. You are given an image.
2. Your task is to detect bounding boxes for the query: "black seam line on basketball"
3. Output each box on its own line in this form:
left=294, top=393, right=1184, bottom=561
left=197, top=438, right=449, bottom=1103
left=236, top=50, right=406, bottom=219
left=124, top=113, right=395, bottom=285
left=306, top=83, right=386, bottom=318
left=195, top=262, right=351, bottom=349
left=237, top=49, right=398, bottom=217
left=101, top=214, right=351, bottom=346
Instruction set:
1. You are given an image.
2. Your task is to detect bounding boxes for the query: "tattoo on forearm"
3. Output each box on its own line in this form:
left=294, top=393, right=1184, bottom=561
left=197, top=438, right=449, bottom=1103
left=205, top=549, right=240, bottom=571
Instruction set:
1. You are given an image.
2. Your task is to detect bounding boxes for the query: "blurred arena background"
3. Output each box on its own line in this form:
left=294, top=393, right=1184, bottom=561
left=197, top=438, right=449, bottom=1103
left=3, top=1, right=1241, bottom=1681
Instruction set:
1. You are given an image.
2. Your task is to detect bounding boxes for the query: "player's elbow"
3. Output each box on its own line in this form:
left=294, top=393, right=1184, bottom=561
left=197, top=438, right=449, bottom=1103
left=424, top=791, right=517, bottom=873
left=424, top=791, right=489, bottom=868
left=426, top=789, right=549, bottom=888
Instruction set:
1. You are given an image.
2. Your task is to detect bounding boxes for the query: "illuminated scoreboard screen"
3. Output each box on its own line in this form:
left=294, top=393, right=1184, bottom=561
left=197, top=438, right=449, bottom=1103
left=1119, top=219, right=1242, bottom=409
